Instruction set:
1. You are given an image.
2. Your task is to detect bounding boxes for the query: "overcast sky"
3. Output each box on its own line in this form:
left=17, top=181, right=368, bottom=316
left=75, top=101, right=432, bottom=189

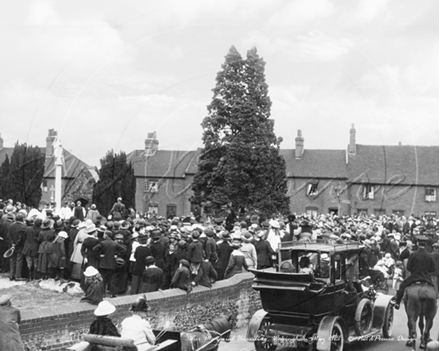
left=0, top=0, right=438, bottom=167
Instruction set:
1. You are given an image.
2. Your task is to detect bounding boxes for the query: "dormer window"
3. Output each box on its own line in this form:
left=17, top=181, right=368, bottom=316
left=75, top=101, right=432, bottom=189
left=146, top=180, right=158, bottom=193
left=306, top=182, right=318, bottom=196
left=362, top=184, right=374, bottom=200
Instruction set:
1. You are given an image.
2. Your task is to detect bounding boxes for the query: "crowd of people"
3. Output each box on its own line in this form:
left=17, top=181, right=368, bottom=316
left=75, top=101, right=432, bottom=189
left=0, top=199, right=438, bottom=302
left=0, top=198, right=439, bottom=350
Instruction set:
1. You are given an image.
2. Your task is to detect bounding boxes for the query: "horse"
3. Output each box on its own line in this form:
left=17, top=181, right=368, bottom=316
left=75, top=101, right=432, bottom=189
left=180, top=316, right=232, bottom=351
left=404, top=283, right=438, bottom=350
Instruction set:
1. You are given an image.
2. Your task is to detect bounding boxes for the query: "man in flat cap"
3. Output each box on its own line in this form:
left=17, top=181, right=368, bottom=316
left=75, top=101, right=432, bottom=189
left=391, top=235, right=436, bottom=309
left=0, top=295, right=25, bottom=350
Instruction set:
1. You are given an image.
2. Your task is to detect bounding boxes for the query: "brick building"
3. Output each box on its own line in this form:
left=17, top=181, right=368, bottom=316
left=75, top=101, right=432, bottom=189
left=129, top=126, right=439, bottom=219
left=0, top=129, right=98, bottom=206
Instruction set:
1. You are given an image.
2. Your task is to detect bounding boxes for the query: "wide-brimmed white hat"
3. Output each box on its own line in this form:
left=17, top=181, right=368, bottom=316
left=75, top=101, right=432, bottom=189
left=57, top=231, right=68, bottom=239
left=84, top=266, right=99, bottom=277
left=94, top=301, right=116, bottom=316
left=269, top=219, right=280, bottom=228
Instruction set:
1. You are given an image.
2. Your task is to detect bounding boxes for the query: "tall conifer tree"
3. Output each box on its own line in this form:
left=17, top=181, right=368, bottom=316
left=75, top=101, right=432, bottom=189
left=8, top=143, right=45, bottom=207
left=192, top=46, right=290, bottom=217
left=92, top=151, right=136, bottom=216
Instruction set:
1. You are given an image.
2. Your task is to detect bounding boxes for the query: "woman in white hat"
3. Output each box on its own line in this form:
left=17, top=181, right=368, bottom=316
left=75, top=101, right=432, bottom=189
left=80, top=266, right=104, bottom=305
left=89, top=301, right=119, bottom=337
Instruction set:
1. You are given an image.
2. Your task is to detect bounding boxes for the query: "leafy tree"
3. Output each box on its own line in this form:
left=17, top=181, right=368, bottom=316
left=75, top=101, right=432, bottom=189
left=0, top=154, right=10, bottom=200
left=192, top=46, right=290, bottom=217
left=92, top=150, right=136, bottom=217
left=8, top=143, right=45, bottom=207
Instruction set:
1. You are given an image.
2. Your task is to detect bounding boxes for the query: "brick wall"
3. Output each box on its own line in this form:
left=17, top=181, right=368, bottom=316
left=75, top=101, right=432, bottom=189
left=20, top=272, right=260, bottom=351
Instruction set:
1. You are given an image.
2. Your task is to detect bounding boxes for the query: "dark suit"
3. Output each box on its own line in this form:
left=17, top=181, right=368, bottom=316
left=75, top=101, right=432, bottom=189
left=8, top=221, right=26, bottom=279
left=22, top=224, right=40, bottom=278
left=93, top=239, right=126, bottom=295
left=130, top=245, right=151, bottom=294
left=141, top=265, right=164, bottom=292
left=254, top=239, right=274, bottom=269
left=217, top=241, right=233, bottom=280
left=81, top=237, right=100, bottom=269
left=193, top=260, right=217, bottom=288
left=150, top=240, right=166, bottom=271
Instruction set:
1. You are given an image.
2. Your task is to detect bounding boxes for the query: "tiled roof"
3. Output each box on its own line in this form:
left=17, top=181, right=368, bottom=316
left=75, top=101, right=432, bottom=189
left=279, top=149, right=348, bottom=179
left=347, top=144, right=439, bottom=186
left=44, top=149, right=92, bottom=179
left=127, top=149, right=200, bottom=178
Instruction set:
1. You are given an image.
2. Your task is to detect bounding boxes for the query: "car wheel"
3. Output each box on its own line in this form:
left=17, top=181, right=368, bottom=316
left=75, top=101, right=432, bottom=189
left=254, top=318, right=277, bottom=351
left=330, top=321, right=344, bottom=351
left=382, top=303, right=394, bottom=338
left=354, top=298, right=373, bottom=336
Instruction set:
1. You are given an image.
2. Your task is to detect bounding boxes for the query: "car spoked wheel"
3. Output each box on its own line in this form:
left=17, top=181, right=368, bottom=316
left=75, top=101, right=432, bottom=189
left=255, top=319, right=277, bottom=351
left=355, top=299, right=373, bottom=336
left=330, top=322, right=344, bottom=351
left=382, top=303, right=394, bottom=338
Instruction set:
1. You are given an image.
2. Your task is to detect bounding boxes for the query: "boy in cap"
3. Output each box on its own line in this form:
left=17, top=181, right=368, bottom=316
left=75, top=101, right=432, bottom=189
left=187, top=231, right=204, bottom=275
left=391, top=235, right=436, bottom=309
left=0, top=294, right=25, bottom=351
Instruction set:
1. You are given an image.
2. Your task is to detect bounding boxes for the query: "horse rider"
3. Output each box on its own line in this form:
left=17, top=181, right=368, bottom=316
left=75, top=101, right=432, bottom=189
left=390, top=235, right=436, bottom=310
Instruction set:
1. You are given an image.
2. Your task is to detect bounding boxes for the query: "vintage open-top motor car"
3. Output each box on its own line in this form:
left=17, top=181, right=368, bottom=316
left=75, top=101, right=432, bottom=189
left=246, top=241, right=394, bottom=351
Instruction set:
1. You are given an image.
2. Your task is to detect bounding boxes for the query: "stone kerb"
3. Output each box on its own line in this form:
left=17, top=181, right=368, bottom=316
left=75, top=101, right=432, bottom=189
left=20, top=272, right=260, bottom=351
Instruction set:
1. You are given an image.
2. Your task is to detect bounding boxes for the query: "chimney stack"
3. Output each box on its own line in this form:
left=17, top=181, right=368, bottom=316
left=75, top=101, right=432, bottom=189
left=347, top=123, right=356, bottom=156
left=46, top=129, right=57, bottom=158
left=295, top=130, right=304, bottom=159
left=0, top=133, right=3, bottom=150
left=145, top=132, right=159, bottom=156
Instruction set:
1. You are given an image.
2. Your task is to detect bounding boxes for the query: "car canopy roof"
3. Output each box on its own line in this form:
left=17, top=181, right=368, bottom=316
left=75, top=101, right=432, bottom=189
left=278, top=241, right=364, bottom=253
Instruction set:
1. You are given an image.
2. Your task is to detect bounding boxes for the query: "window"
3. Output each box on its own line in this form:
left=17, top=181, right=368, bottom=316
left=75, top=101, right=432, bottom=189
left=363, top=184, right=375, bottom=199
left=305, top=207, right=318, bottom=219
left=42, top=179, right=48, bottom=192
left=425, top=188, right=437, bottom=202
left=148, top=204, right=158, bottom=215
left=328, top=208, right=338, bottom=216
left=357, top=209, right=368, bottom=216
left=146, top=180, right=158, bottom=193
left=392, top=209, right=404, bottom=216
left=307, top=182, right=318, bottom=196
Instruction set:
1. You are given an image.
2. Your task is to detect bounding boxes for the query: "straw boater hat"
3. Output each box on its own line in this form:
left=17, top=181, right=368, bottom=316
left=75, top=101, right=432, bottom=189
left=84, top=266, right=99, bottom=277
left=94, top=301, right=116, bottom=316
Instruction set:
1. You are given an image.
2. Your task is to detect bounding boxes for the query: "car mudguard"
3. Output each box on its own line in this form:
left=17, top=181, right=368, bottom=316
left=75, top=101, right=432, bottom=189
left=316, top=315, right=346, bottom=351
left=246, top=309, right=269, bottom=341
left=372, top=293, right=393, bottom=330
